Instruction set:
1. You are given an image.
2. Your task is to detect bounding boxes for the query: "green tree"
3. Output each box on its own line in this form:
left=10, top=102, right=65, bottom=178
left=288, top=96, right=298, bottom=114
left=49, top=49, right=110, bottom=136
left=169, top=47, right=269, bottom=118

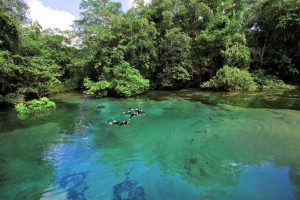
left=196, top=1, right=250, bottom=78
left=248, top=0, right=300, bottom=83
left=1, top=18, right=83, bottom=105
left=222, top=42, right=250, bottom=69
left=0, top=0, right=27, bottom=52
left=158, top=27, right=192, bottom=88
left=16, top=23, right=81, bottom=98
left=84, top=61, right=150, bottom=97
left=122, top=15, right=158, bottom=79
left=2, top=0, right=299, bottom=109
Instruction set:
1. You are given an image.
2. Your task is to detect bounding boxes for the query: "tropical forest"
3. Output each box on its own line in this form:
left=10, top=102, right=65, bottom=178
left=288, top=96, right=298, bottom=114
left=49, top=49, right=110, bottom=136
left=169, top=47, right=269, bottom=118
left=1, top=0, right=300, bottom=199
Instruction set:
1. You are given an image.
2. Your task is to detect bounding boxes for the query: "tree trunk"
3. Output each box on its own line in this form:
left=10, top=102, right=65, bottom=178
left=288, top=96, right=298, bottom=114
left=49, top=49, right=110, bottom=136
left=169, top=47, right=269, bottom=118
left=260, top=32, right=268, bottom=66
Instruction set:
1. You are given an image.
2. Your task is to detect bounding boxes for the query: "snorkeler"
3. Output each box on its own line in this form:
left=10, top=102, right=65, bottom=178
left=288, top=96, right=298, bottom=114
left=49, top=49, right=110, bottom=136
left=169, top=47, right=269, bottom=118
left=129, top=111, right=139, bottom=119
left=118, top=120, right=129, bottom=126
left=123, top=108, right=144, bottom=116
left=123, top=108, right=135, bottom=114
left=136, top=109, right=144, bottom=114
left=97, top=104, right=105, bottom=109
left=107, top=119, right=129, bottom=126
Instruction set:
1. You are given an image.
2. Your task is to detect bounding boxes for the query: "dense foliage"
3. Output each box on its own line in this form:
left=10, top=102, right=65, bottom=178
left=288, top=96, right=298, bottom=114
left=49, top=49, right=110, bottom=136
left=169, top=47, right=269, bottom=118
left=1, top=0, right=299, bottom=106
left=201, top=66, right=257, bottom=91
left=0, top=0, right=85, bottom=106
left=15, top=97, right=56, bottom=114
left=84, top=61, right=150, bottom=97
left=252, top=70, right=296, bottom=90
left=76, top=0, right=298, bottom=94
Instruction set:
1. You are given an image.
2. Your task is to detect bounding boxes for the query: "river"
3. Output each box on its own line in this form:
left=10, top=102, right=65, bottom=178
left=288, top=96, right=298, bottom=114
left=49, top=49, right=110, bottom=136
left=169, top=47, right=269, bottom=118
left=0, top=90, right=300, bottom=199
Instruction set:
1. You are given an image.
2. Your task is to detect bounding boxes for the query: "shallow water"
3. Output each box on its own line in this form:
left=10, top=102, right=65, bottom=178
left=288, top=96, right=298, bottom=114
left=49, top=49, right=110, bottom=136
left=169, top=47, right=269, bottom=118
left=1, top=90, right=300, bottom=200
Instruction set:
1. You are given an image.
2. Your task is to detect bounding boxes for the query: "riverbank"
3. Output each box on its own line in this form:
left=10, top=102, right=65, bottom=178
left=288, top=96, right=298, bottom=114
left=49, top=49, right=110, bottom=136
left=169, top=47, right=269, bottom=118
left=51, top=89, right=300, bottom=110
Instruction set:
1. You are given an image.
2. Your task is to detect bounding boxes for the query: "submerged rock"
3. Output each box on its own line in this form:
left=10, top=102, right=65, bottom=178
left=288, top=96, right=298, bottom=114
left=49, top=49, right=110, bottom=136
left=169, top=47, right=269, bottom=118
left=112, top=178, right=145, bottom=200
left=59, top=172, right=88, bottom=200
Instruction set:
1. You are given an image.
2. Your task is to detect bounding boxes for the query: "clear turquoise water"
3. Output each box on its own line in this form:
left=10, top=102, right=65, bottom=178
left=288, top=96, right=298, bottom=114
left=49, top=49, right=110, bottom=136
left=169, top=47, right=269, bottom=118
left=1, top=90, right=300, bottom=200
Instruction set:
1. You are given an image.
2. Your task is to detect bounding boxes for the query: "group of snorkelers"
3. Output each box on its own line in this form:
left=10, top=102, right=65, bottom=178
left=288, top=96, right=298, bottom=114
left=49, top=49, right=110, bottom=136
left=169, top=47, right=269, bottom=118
left=96, top=104, right=144, bottom=127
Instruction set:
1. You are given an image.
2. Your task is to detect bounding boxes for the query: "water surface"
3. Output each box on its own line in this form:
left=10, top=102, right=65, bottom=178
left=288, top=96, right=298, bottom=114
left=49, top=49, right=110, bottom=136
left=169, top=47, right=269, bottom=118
left=1, top=90, right=300, bottom=199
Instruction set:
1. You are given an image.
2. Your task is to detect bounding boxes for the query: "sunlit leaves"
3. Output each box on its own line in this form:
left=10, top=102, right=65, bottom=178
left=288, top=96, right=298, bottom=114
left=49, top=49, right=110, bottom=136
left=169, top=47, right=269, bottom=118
left=83, top=61, right=150, bottom=97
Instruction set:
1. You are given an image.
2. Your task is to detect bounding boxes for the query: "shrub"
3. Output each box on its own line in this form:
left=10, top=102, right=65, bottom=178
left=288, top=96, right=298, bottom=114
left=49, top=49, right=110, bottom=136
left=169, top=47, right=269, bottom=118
left=83, top=61, right=150, bottom=97
left=83, top=78, right=111, bottom=97
left=201, top=65, right=257, bottom=91
left=15, top=97, right=56, bottom=114
left=15, top=103, right=30, bottom=114
left=252, top=69, right=296, bottom=90
left=111, top=61, right=150, bottom=97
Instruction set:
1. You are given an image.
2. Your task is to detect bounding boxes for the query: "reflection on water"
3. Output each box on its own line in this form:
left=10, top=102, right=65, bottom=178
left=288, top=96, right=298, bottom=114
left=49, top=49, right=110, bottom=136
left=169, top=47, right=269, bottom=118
left=0, top=123, right=60, bottom=200
left=0, top=90, right=300, bottom=199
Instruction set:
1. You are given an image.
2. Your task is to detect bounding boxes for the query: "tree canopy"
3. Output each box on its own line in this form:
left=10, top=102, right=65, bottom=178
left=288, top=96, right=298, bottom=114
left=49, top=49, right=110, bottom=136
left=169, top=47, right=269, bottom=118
left=1, top=0, right=299, bottom=106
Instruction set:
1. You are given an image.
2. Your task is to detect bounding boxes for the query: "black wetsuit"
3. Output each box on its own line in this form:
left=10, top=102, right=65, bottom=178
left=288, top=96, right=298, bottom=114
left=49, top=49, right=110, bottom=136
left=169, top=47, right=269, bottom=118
left=129, top=111, right=139, bottom=119
left=124, top=108, right=144, bottom=118
left=118, top=120, right=129, bottom=126
left=108, top=119, right=129, bottom=126
left=97, top=104, right=105, bottom=108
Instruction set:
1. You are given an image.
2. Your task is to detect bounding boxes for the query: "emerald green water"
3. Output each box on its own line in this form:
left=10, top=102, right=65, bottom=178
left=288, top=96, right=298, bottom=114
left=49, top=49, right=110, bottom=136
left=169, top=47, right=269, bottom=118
left=1, top=90, right=300, bottom=199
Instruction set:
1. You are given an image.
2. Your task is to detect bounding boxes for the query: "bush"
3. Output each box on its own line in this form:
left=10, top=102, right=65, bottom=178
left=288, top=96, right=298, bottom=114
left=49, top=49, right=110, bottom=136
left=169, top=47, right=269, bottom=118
left=15, top=97, right=56, bottom=114
left=111, top=61, right=150, bottom=97
left=83, top=61, right=150, bottom=97
left=83, top=78, right=111, bottom=97
left=201, top=66, right=257, bottom=91
left=252, top=69, right=296, bottom=90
